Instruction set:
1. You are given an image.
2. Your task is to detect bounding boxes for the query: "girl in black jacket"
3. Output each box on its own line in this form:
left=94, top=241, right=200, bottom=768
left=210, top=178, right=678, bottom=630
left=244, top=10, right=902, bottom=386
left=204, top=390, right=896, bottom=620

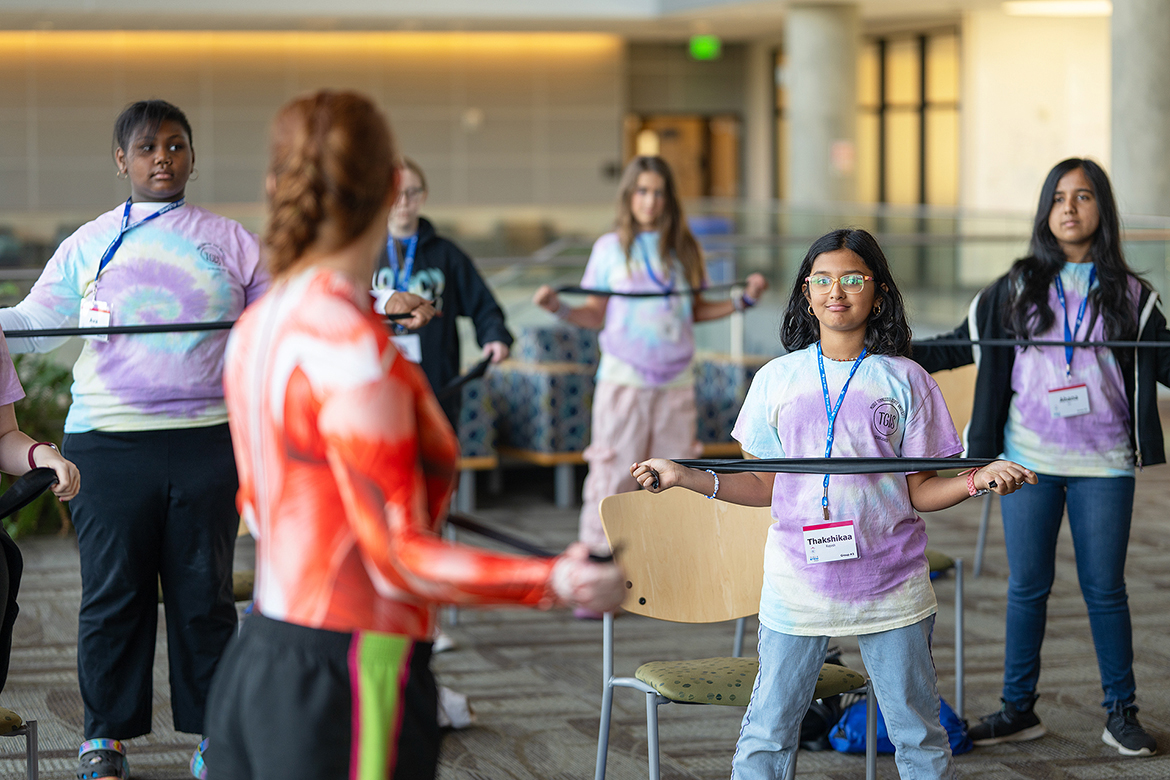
left=916, top=158, right=1169, bottom=757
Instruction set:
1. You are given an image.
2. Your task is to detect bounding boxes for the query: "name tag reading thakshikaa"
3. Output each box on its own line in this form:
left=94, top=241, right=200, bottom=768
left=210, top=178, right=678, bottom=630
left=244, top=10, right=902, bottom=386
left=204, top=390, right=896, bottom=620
left=802, top=520, right=859, bottom=564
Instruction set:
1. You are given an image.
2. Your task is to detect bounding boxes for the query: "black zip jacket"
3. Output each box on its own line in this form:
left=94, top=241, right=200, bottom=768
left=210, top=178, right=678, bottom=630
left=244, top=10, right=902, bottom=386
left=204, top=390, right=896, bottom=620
left=375, top=217, right=512, bottom=425
left=912, top=274, right=1170, bottom=468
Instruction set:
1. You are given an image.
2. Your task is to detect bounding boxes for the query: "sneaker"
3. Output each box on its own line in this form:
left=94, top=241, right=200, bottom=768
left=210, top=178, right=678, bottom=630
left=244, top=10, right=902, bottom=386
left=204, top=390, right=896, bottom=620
left=432, top=630, right=458, bottom=654
left=1102, top=706, right=1157, bottom=757
left=190, top=737, right=209, bottom=779
left=968, top=698, right=1046, bottom=745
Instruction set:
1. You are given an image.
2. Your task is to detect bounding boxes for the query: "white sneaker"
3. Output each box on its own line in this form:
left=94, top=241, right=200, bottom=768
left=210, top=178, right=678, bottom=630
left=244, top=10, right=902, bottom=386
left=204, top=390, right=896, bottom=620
left=436, top=686, right=476, bottom=729
left=433, top=630, right=458, bottom=654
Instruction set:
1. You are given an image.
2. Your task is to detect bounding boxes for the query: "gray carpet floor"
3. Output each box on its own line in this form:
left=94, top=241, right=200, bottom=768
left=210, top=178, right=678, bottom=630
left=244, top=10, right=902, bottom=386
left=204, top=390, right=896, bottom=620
left=3, top=459, right=1169, bottom=779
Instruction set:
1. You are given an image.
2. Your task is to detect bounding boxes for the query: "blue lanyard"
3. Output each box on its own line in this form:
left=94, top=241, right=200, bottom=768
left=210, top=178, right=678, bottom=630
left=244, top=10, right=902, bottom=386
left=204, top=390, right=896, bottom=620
left=638, top=237, right=675, bottom=293
left=96, top=197, right=185, bottom=282
left=817, top=343, right=867, bottom=521
left=1053, top=265, right=1097, bottom=378
left=387, top=235, right=418, bottom=293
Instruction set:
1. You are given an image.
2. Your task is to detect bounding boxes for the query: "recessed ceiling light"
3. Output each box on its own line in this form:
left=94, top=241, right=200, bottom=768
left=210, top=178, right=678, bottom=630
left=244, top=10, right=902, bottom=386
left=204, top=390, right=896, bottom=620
left=1003, top=1, right=1112, bottom=16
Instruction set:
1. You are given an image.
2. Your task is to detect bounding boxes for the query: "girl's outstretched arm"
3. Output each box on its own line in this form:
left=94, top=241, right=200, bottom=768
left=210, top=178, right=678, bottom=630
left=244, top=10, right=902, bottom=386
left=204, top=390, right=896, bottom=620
left=692, top=273, right=769, bottom=323
left=906, top=460, right=1037, bottom=513
left=631, top=457, right=773, bottom=507
left=0, top=402, right=81, bottom=500
left=532, top=285, right=608, bottom=330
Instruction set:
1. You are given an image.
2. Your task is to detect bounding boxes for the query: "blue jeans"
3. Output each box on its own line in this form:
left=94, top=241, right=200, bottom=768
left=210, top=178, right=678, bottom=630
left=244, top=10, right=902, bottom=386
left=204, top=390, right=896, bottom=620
left=731, top=617, right=955, bottom=780
left=999, top=473, right=1136, bottom=711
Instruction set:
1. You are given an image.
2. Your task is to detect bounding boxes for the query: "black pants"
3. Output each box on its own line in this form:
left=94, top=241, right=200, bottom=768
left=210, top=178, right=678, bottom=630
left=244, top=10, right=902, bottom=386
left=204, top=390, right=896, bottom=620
left=63, top=424, right=239, bottom=739
left=206, top=613, right=441, bottom=780
left=0, top=527, right=18, bottom=694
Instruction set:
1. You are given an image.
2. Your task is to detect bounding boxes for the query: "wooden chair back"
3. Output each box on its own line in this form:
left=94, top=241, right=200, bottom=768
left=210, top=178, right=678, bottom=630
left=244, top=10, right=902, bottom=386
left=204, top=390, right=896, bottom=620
left=600, top=487, right=774, bottom=624
left=931, top=363, right=977, bottom=442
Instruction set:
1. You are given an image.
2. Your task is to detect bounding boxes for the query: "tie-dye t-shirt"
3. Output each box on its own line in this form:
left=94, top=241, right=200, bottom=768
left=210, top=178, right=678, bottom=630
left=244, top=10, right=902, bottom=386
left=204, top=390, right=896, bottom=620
left=732, top=345, right=963, bottom=636
left=580, top=231, right=695, bottom=387
left=1003, top=263, right=1137, bottom=477
left=0, top=201, right=266, bottom=433
left=224, top=268, right=558, bottom=637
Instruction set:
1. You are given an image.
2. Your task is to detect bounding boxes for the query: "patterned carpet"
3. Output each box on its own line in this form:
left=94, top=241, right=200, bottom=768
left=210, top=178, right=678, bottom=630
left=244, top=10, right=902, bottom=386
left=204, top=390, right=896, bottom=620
left=3, top=460, right=1169, bottom=779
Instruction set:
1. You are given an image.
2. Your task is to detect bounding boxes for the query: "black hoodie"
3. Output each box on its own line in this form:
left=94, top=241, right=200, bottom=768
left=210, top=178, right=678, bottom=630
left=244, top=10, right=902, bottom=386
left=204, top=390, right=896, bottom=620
left=374, top=217, right=512, bottom=426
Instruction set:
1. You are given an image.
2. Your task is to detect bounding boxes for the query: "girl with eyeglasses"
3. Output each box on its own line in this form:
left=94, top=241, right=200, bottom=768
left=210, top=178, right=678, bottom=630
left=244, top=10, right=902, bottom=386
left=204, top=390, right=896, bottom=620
left=532, top=157, right=767, bottom=616
left=372, top=157, right=511, bottom=429
left=633, top=228, right=1034, bottom=779
left=915, top=158, right=1166, bottom=757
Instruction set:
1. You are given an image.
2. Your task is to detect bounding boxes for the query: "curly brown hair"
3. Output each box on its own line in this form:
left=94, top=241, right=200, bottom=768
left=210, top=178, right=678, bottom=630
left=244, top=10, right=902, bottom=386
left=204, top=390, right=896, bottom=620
left=265, top=90, right=397, bottom=279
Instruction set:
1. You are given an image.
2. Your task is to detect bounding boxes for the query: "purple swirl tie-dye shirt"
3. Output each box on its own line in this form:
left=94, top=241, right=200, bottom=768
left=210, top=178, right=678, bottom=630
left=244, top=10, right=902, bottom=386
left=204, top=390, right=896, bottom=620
left=0, top=201, right=266, bottom=433
left=581, top=231, right=695, bottom=387
left=733, top=345, right=962, bottom=636
left=1003, top=262, right=1136, bottom=477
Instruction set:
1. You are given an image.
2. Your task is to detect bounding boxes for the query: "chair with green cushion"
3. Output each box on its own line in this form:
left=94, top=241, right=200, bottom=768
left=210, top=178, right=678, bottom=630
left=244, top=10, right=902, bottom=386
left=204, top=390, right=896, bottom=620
left=595, top=487, right=876, bottom=780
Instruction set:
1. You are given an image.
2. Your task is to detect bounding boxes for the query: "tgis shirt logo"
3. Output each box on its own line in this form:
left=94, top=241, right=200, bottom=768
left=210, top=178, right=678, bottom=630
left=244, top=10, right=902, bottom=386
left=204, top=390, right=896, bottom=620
left=198, top=242, right=227, bottom=269
left=869, top=396, right=905, bottom=442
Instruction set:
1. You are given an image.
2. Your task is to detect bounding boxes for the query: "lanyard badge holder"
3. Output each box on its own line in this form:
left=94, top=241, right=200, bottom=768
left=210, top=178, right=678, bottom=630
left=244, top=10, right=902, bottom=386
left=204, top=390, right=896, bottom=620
left=386, top=234, right=423, bottom=362
left=640, top=242, right=681, bottom=340
left=81, top=198, right=184, bottom=342
left=1047, top=267, right=1096, bottom=419
left=802, top=344, right=866, bottom=565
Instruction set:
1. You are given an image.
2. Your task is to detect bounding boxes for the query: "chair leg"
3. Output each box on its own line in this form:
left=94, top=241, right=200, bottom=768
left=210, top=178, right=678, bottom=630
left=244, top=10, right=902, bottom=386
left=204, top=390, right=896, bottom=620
left=645, top=692, right=661, bottom=780
left=732, top=616, right=746, bottom=657
left=865, top=680, right=877, bottom=780
left=555, top=464, right=575, bottom=508
left=594, top=682, right=614, bottom=780
left=974, top=493, right=992, bottom=577
left=955, top=558, right=965, bottom=720
left=27, top=719, right=37, bottom=780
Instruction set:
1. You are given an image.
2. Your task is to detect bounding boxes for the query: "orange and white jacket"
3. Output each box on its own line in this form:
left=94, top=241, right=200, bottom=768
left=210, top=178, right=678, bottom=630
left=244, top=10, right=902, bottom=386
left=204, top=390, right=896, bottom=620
left=224, top=267, right=556, bottom=638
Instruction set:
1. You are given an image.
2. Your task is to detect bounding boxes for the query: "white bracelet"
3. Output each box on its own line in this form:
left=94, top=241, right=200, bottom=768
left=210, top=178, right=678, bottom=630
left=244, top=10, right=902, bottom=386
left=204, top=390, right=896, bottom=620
left=553, top=302, right=571, bottom=320
left=704, top=469, right=720, bottom=500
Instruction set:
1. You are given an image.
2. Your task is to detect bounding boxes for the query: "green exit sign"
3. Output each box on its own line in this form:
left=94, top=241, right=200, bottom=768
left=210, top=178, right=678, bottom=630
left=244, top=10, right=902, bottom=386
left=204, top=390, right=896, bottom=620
left=689, top=35, right=722, bottom=61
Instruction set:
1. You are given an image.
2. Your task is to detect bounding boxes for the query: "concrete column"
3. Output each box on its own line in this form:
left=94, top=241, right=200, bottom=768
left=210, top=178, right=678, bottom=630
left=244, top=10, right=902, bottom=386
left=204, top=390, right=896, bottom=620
left=743, top=40, right=777, bottom=202
left=1111, top=0, right=1170, bottom=217
left=784, top=4, right=859, bottom=204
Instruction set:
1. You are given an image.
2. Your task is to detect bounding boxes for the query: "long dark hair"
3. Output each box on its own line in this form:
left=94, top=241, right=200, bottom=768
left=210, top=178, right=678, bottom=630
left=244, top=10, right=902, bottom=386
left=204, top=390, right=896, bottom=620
left=615, top=156, right=705, bottom=289
left=781, top=229, right=911, bottom=357
left=1005, top=158, right=1146, bottom=341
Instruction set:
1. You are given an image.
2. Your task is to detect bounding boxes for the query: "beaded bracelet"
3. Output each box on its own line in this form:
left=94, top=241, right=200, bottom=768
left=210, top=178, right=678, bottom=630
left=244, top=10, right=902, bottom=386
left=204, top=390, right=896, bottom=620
left=704, top=469, right=720, bottom=500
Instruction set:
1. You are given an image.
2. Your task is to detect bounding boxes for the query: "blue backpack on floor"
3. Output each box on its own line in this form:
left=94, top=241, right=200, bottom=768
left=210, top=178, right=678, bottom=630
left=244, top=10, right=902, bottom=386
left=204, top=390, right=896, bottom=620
left=828, top=696, right=973, bottom=756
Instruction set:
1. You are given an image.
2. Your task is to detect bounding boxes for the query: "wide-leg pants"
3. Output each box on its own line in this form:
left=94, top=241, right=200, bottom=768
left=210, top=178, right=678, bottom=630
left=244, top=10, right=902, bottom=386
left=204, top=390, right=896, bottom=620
left=64, top=424, right=239, bottom=739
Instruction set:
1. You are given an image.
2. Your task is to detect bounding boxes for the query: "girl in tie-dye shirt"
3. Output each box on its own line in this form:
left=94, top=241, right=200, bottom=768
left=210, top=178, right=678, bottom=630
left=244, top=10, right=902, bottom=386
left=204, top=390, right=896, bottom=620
left=533, top=156, right=768, bottom=583
left=916, top=159, right=1169, bottom=757
left=633, top=229, right=1034, bottom=780
left=0, top=100, right=266, bottom=780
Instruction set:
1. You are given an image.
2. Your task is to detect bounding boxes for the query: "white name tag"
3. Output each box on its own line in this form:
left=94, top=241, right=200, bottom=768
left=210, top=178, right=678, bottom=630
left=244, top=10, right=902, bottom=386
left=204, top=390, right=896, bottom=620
left=802, top=520, right=859, bottom=564
left=1047, top=383, right=1091, bottom=418
left=79, top=297, right=111, bottom=343
left=392, top=334, right=422, bottom=363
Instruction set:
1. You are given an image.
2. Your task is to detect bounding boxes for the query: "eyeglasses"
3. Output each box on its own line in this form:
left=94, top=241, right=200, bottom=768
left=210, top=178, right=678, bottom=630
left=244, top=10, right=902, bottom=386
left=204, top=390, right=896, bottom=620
left=396, top=187, right=426, bottom=203
left=806, top=273, right=874, bottom=294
